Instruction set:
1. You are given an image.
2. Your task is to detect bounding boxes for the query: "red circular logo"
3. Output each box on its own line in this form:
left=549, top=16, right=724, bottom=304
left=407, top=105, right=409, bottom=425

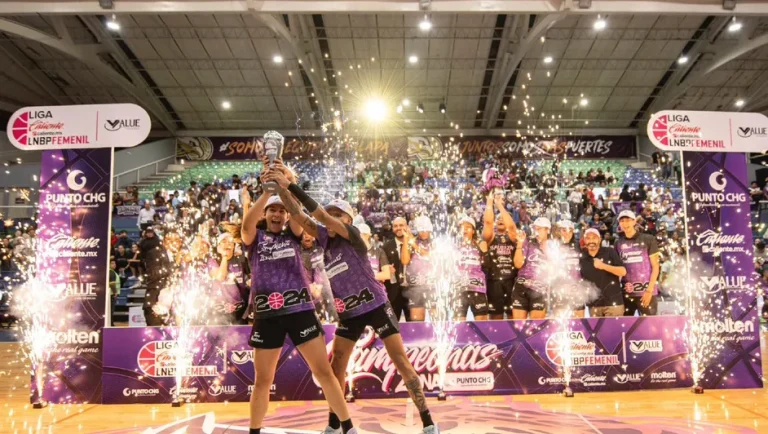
left=334, top=298, right=345, bottom=313
left=137, top=342, right=157, bottom=376
left=651, top=115, right=669, bottom=146
left=545, top=333, right=566, bottom=366
left=268, top=292, right=284, bottom=310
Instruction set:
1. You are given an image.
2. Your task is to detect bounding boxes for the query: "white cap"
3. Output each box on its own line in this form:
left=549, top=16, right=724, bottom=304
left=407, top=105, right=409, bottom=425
left=584, top=228, right=601, bottom=239
left=557, top=220, right=574, bottom=230
left=355, top=223, right=372, bottom=235
left=459, top=216, right=476, bottom=229
left=265, top=195, right=284, bottom=209
left=217, top=232, right=234, bottom=243
left=352, top=214, right=366, bottom=226
left=533, top=217, right=551, bottom=229
left=414, top=215, right=433, bottom=233
left=325, top=199, right=354, bottom=218
left=618, top=210, right=637, bottom=220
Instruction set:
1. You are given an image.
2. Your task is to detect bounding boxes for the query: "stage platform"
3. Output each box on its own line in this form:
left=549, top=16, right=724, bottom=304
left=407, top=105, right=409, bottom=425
left=1, top=332, right=766, bottom=434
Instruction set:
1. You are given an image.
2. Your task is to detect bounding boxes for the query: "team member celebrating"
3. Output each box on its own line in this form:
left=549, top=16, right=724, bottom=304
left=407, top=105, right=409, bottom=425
left=263, top=168, right=439, bottom=434
left=241, top=163, right=358, bottom=434
left=455, top=216, right=489, bottom=321
left=579, top=228, right=626, bottom=317
left=615, top=210, right=661, bottom=316
left=512, top=217, right=551, bottom=319
left=482, top=192, right=518, bottom=320
left=553, top=220, right=585, bottom=318
left=209, top=224, right=250, bottom=325
left=382, top=217, right=411, bottom=321
left=356, top=222, right=393, bottom=283
left=401, top=215, right=435, bottom=322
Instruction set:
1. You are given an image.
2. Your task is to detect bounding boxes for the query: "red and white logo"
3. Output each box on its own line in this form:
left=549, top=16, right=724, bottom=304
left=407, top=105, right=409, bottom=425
left=334, top=298, right=346, bottom=313
left=545, top=331, right=620, bottom=367
left=267, top=292, right=284, bottom=310
left=137, top=341, right=217, bottom=378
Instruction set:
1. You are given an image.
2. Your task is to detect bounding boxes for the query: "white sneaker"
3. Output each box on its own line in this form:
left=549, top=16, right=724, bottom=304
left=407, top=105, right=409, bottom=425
left=422, top=425, right=440, bottom=434
left=321, top=427, right=341, bottom=434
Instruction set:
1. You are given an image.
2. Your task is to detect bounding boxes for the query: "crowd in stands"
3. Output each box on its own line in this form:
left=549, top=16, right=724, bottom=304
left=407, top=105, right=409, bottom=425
left=105, top=156, right=768, bottom=326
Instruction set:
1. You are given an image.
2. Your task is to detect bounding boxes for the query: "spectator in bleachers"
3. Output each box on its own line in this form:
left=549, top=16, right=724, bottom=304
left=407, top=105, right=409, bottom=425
left=633, top=183, right=648, bottom=201
left=109, top=257, right=120, bottom=298
left=115, top=230, right=132, bottom=251
left=0, top=236, right=12, bottom=273
left=128, top=243, right=142, bottom=278
left=137, top=201, right=155, bottom=231
left=231, top=174, right=242, bottom=189
left=114, top=244, right=131, bottom=278
left=750, top=182, right=763, bottom=210
left=139, top=226, right=173, bottom=326
left=659, top=208, right=677, bottom=236
left=619, top=185, right=632, bottom=202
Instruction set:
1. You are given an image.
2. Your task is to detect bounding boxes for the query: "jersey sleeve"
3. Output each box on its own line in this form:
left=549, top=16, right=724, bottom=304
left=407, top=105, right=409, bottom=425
left=345, top=224, right=368, bottom=256
left=645, top=234, right=660, bottom=257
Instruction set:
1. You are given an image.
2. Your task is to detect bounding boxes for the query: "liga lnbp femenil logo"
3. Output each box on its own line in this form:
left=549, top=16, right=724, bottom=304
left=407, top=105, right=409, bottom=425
left=650, top=113, right=725, bottom=149
left=137, top=341, right=218, bottom=377
left=545, top=331, right=619, bottom=367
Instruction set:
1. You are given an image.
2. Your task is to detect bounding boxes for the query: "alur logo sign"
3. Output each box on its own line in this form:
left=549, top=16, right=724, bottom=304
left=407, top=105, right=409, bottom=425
left=6, top=104, right=150, bottom=150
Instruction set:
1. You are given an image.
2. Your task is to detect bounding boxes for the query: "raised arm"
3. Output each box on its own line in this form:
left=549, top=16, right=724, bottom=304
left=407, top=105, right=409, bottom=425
left=482, top=192, right=495, bottom=243
left=241, top=191, right=270, bottom=246
left=495, top=194, right=517, bottom=240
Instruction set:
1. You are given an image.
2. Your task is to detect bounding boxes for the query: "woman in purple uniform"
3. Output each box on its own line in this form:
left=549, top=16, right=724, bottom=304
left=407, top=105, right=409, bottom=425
left=240, top=161, right=357, bottom=434
left=263, top=167, right=439, bottom=434
left=208, top=223, right=250, bottom=325
left=455, top=216, right=489, bottom=321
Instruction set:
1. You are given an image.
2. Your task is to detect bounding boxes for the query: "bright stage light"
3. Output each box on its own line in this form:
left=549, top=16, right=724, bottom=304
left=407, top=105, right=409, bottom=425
left=419, top=19, right=432, bottom=31
left=593, top=18, right=607, bottom=30
left=409, top=55, right=419, bottom=64
left=106, top=20, right=120, bottom=31
left=364, top=99, right=388, bottom=123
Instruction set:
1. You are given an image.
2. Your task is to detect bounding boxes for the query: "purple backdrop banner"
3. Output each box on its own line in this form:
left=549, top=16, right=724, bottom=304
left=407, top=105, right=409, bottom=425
left=102, top=317, right=694, bottom=404
left=681, top=151, right=763, bottom=389
left=35, top=148, right=113, bottom=404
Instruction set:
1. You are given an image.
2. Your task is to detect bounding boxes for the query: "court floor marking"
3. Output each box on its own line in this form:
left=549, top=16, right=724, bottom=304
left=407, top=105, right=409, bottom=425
left=707, top=394, right=768, bottom=422
left=576, top=413, right=603, bottom=434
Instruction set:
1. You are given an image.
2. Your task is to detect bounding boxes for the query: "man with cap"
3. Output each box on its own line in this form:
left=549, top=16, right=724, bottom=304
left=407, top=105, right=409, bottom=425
left=241, top=159, right=359, bottom=434
left=580, top=228, right=626, bottom=317
left=482, top=192, right=518, bottom=320
left=455, top=215, right=489, bottom=321
left=512, top=217, right=551, bottom=319
left=552, top=219, right=586, bottom=317
left=382, top=216, right=411, bottom=321
left=264, top=168, right=439, bottom=434
left=615, top=210, right=660, bottom=316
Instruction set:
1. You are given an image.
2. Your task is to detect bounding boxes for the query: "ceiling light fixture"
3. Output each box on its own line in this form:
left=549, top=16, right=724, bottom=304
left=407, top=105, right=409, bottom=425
left=728, top=19, right=742, bottom=33
left=735, top=99, right=745, bottom=107
left=221, top=101, right=231, bottom=110
left=402, top=99, right=410, bottom=106
left=106, top=15, right=120, bottom=31
left=439, top=103, right=446, bottom=114
left=580, top=98, right=588, bottom=106
left=543, top=56, right=553, bottom=64
left=409, top=55, right=419, bottom=64
left=677, top=56, right=689, bottom=65
left=419, top=17, right=432, bottom=31
left=417, top=103, right=424, bottom=114
left=594, top=15, right=607, bottom=30
left=273, top=55, right=283, bottom=64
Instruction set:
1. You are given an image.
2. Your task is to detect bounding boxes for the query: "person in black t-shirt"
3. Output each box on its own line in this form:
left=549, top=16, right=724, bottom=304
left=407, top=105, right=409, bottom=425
left=580, top=229, right=626, bottom=317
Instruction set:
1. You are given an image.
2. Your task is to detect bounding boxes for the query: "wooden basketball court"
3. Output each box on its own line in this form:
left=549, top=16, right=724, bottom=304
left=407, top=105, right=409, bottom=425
left=1, top=333, right=766, bottom=434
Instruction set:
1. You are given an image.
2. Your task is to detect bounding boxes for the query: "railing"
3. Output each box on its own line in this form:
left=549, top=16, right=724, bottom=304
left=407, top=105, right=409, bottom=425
left=113, top=155, right=177, bottom=192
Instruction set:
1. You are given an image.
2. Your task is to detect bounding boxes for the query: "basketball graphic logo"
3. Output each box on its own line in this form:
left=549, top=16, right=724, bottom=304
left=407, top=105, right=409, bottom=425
left=334, top=298, right=345, bottom=313
left=268, top=292, right=284, bottom=310
left=651, top=115, right=668, bottom=146
left=545, top=332, right=568, bottom=366
left=11, top=111, right=29, bottom=145
left=137, top=342, right=159, bottom=376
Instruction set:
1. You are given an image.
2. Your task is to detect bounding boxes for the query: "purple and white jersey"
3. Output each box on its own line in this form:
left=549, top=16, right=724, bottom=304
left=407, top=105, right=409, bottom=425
left=207, top=258, right=246, bottom=314
left=457, top=241, right=486, bottom=294
left=246, top=228, right=314, bottom=319
left=300, top=244, right=325, bottom=285
left=615, top=232, right=660, bottom=297
left=516, top=238, right=546, bottom=291
left=406, top=238, right=433, bottom=287
left=316, top=224, right=387, bottom=320
left=367, top=245, right=390, bottom=277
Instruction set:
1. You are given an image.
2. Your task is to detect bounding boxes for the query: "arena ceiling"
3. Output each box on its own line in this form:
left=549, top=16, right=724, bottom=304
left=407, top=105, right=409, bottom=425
left=0, top=0, right=767, bottom=140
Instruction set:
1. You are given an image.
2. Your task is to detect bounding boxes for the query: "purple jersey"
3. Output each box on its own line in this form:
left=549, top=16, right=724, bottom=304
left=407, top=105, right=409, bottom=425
left=615, top=232, right=660, bottom=297
left=246, top=228, right=314, bottom=319
left=516, top=238, right=546, bottom=291
left=406, top=238, right=433, bottom=287
left=207, top=258, right=247, bottom=314
left=316, top=224, right=387, bottom=320
left=457, top=241, right=486, bottom=294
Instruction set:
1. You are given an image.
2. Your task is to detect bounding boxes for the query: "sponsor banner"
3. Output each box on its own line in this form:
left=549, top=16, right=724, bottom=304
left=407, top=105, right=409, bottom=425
left=7, top=104, right=149, bottom=150
left=648, top=110, right=768, bottom=153
left=34, top=148, right=113, bottom=404
left=177, top=135, right=635, bottom=161
left=682, top=151, right=762, bottom=389
left=115, top=205, right=141, bottom=216
left=103, top=317, right=694, bottom=404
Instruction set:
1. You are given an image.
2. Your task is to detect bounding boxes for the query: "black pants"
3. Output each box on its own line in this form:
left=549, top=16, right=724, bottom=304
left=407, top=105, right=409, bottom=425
left=624, top=294, right=658, bottom=316
left=387, top=284, right=411, bottom=322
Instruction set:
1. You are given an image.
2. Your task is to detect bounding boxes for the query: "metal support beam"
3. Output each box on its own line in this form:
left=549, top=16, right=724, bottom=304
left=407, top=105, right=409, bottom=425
left=0, top=40, right=69, bottom=105
left=2, top=0, right=768, bottom=14
left=486, top=13, right=565, bottom=129
left=250, top=12, right=331, bottom=116
left=50, top=16, right=73, bottom=44
left=0, top=17, right=176, bottom=133
left=651, top=31, right=768, bottom=112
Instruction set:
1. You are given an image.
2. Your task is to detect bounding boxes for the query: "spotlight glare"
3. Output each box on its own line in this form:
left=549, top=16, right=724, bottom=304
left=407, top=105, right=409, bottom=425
left=419, top=19, right=432, bottom=31
left=106, top=20, right=120, bottom=31
left=678, top=56, right=689, bottom=65
left=273, top=55, right=283, bottom=64
left=402, top=99, right=410, bottom=106
left=543, top=56, right=553, bottom=64
left=735, top=99, right=745, bottom=107
left=221, top=101, right=231, bottom=110
left=409, top=55, right=418, bottom=64
left=580, top=98, right=588, bottom=107
left=439, top=103, right=446, bottom=114
left=593, top=18, right=607, bottom=30
left=728, top=21, right=742, bottom=32
left=364, top=99, right=387, bottom=123
left=417, top=103, right=424, bottom=114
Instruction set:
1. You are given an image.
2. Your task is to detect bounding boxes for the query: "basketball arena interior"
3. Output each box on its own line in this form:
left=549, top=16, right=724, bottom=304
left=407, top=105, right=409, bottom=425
left=0, top=1, right=767, bottom=433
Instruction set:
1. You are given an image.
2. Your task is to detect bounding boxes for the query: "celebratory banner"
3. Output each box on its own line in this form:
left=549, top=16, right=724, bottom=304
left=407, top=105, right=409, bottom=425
left=102, top=317, right=695, bottom=404
left=177, top=135, right=635, bottom=161
left=35, top=148, right=113, bottom=404
left=681, top=151, right=762, bottom=389
left=7, top=104, right=150, bottom=150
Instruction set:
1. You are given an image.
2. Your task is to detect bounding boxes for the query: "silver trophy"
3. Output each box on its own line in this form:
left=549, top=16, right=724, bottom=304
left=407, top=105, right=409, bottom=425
left=262, top=130, right=285, bottom=193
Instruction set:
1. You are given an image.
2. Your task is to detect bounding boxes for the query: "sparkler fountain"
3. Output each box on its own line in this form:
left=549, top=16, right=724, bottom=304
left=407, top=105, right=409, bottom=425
left=429, top=235, right=461, bottom=401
